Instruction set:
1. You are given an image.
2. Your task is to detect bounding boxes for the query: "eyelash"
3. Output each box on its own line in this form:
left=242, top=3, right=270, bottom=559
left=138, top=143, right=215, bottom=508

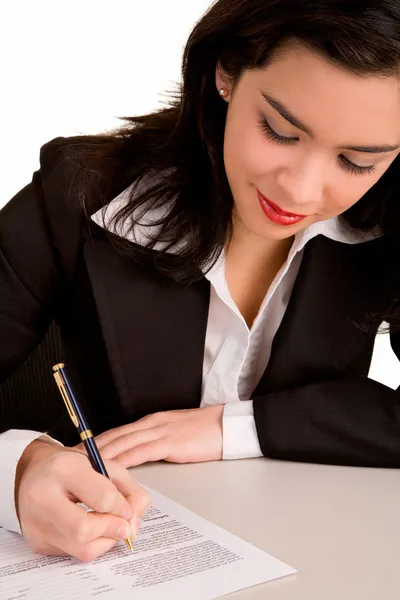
left=258, top=116, right=377, bottom=176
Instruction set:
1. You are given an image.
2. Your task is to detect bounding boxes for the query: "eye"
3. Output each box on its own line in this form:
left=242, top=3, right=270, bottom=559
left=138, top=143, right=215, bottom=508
left=258, top=116, right=298, bottom=146
left=259, top=115, right=377, bottom=176
left=339, top=155, right=377, bottom=176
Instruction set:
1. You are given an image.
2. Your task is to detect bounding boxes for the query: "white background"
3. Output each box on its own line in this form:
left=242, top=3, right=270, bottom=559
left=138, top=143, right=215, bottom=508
left=0, top=0, right=398, bottom=388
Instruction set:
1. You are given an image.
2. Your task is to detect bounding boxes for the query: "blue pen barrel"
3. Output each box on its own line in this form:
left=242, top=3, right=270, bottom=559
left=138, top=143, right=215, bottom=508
left=54, top=364, right=111, bottom=479
left=83, top=435, right=108, bottom=477
left=62, top=370, right=91, bottom=431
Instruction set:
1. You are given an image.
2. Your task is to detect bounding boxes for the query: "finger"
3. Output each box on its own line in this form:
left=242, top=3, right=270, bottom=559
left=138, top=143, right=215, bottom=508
left=94, top=414, right=169, bottom=450
left=55, top=454, right=151, bottom=535
left=99, top=428, right=164, bottom=461
left=94, top=423, right=143, bottom=449
left=23, top=519, right=71, bottom=557
left=105, top=460, right=152, bottom=523
left=58, top=535, right=118, bottom=563
left=114, top=439, right=169, bottom=468
left=33, top=529, right=118, bottom=562
left=23, top=518, right=115, bottom=563
left=59, top=461, right=134, bottom=521
left=28, top=541, right=69, bottom=557
left=49, top=496, right=134, bottom=545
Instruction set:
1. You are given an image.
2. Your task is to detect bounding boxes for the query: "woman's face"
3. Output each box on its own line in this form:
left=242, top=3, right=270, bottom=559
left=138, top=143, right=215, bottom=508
left=218, top=42, right=400, bottom=241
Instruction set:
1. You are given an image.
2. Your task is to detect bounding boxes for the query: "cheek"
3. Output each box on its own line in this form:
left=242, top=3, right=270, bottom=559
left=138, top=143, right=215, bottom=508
left=224, top=119, right=281, bottom=181
left=326, top=175, right=383, bottom=217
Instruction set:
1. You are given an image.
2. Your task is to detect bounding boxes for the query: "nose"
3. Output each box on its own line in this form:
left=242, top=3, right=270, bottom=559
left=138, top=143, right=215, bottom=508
left=275, top=153, right=326, bottom=211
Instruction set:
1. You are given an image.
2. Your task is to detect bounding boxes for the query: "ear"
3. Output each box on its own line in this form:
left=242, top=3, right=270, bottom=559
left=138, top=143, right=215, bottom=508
left=215, top=64, right=231, bottom=101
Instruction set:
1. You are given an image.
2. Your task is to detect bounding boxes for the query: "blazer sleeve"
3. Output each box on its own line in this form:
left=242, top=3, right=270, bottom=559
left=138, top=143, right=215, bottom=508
left=253, top=329, right=400, bottom=467
left=0, top=137, right=84, bottom=386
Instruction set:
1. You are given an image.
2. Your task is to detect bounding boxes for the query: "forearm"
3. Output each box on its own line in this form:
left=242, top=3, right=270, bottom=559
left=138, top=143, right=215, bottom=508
left=253, top=376, right=400, bottom=467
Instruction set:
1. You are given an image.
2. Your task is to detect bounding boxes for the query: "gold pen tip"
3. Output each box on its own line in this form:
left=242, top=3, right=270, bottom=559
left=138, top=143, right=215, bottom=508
left=125, top=538, right=134, bottom=552
left=52, top=363, right=65, bottom=372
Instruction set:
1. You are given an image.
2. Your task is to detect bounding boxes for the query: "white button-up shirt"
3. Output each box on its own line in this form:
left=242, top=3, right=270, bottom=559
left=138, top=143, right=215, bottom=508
left=0, top=183, right=377, bottom=533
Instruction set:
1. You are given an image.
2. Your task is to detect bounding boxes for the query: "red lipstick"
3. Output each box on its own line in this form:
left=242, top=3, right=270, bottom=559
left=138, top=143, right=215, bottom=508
left=257, top=190, right=306, bottom=226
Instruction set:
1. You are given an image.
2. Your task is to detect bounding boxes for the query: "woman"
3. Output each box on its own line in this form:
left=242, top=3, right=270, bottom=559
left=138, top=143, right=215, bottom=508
left=1, top=0, right=400, bottom=561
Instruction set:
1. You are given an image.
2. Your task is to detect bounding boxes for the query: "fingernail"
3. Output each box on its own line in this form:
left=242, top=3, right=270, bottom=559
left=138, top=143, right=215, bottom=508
left=116, top=525, right=131, bottom=539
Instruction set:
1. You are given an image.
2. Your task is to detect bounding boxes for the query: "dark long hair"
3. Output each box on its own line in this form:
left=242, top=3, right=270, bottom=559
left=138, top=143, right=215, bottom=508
left=75, top=0, right=400, bottom=294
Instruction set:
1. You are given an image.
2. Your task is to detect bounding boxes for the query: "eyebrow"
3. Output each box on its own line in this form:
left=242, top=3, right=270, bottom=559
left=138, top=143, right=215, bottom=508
left=260, top=91, right=400, bottom=154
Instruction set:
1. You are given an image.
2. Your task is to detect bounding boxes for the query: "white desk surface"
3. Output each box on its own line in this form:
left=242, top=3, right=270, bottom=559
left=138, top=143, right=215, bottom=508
left=131, top=458, right=399, bottom=599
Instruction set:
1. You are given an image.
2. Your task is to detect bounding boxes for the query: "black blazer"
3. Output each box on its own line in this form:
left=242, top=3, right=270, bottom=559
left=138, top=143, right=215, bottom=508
left=1, top=136, right=400, bottom=468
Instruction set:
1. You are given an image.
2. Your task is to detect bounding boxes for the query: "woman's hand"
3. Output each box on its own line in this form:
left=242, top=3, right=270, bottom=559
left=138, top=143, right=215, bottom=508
left=15, top=438, right=151, bottom=561
left=81, top=405, right=224, bottom=468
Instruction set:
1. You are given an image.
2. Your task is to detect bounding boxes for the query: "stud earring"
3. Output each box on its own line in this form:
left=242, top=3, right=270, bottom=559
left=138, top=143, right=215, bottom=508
left=219, top=88, right=227, bottom=97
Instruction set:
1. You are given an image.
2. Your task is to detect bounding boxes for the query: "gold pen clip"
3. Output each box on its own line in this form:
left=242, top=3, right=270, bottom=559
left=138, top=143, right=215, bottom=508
left=53, top=364, right=79, bottom=428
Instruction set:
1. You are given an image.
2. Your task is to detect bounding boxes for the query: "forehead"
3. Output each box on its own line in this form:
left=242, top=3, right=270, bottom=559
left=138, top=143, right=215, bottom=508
left=246, top=43, right=400, bottom=145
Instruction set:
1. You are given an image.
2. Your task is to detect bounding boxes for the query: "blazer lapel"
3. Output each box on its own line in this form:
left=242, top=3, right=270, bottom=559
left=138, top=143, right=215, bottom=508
left=253, top=234, right=393, bottom=397
left=84, top=226, right=210, bottom=418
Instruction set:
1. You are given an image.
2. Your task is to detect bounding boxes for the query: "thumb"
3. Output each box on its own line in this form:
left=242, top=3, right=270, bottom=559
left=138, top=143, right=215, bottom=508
left=105, top=459, right=152, bottom=533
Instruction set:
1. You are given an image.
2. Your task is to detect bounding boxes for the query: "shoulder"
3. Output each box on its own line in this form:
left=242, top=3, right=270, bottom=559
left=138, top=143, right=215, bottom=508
left=39, top=134, right=131, bottom=215
left=30, top=133, right=138, bottom=246
left=39, top=135, right=81, bottom=169
left=1, top=134, right=134, bottom=281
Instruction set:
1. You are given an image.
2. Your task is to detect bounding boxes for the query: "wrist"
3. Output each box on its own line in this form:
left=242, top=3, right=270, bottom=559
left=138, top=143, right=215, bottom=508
left=203, top=404, right=224, bottom=418
left=14, top=438, right=61, bottom=521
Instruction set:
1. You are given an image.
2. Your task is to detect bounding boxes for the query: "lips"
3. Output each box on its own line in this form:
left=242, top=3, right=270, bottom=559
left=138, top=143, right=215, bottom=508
left=257, top=190, right=306, bottom=226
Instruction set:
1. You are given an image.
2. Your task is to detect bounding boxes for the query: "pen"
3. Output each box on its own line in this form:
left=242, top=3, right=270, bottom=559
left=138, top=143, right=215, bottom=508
left=52, top=363, right=134, bottom=552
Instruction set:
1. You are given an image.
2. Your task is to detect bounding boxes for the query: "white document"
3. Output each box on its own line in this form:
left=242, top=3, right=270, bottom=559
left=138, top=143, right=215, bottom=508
left=0, top=487, right=296, bottom=599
